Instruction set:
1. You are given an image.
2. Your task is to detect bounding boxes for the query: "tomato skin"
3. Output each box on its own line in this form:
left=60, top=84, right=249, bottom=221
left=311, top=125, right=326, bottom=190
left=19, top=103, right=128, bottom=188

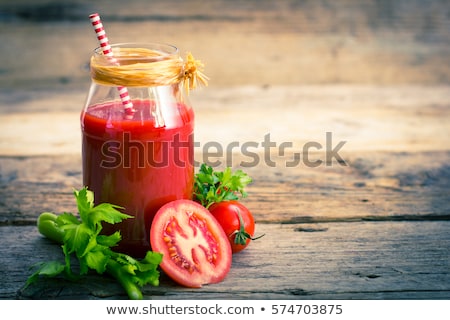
left=208, top=201, right=255, bottom=253
left=150, top=199, right=232, bottom=288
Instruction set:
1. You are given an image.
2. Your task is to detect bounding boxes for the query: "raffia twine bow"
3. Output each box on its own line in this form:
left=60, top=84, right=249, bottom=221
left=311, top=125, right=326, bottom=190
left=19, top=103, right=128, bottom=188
left=183, top=52, right=209, bottom=93
left=90, top=48, right=208, bottom=94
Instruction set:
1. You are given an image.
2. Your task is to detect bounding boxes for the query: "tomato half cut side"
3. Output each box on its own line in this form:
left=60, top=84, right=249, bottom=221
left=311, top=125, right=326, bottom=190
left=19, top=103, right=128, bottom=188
left=150, top=199, right=232, bottom=288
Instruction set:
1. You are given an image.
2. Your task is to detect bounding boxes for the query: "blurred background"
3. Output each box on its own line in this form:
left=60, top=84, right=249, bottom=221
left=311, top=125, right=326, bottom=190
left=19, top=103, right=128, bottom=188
left=1, top=0, right=449, bottom=90
left=0, top=0, right=449, bottom=155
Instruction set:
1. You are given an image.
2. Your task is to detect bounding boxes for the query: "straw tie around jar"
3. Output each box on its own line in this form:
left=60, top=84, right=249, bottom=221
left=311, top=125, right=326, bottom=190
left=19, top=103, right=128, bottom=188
left=183, top=52, right=209, bottom=94
left=90, top=49, right=208, bottom=94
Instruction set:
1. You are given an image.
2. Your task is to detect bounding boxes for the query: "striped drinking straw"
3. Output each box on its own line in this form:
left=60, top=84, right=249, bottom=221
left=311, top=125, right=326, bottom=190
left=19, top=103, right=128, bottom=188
left=89, top=13, right=135, bottom=118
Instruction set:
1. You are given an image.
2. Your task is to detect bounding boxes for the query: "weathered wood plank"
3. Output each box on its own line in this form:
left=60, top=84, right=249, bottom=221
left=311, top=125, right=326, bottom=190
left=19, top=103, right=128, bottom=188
left=1, top=0, right=449, bottom=88
left=1, top=85, right=449, bottom=155
left=2, top=221, right=448, bottom=300
left=243, top=151, right=450, bottom=223
left=1, top=151, right=449, bottom=224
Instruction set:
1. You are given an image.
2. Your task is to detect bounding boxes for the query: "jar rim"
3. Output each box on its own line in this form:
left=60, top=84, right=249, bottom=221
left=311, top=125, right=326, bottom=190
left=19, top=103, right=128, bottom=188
left=93, top=42, right=179, bottom=62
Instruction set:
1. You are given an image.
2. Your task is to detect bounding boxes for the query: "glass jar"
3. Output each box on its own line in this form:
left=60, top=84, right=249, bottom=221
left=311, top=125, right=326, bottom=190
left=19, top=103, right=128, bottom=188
left=81, top=43, right=198, bottom=257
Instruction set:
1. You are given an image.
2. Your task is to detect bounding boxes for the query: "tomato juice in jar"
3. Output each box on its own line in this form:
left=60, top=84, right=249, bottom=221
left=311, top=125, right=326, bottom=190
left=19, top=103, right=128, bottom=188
left=81, top=43, right=198, bottom=257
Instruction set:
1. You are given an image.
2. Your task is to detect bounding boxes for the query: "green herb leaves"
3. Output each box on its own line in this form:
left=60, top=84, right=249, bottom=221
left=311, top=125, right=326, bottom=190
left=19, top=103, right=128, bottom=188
left=27, top=187, right=162, bottom=300
left=194, top=163, right=252, bottom=208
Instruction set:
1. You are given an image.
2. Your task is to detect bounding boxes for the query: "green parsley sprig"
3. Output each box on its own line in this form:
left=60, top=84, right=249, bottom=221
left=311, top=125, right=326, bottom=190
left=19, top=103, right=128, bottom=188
left=194, top=163, right=252, bottom=209
left=26, top=187, right=162, bottom=300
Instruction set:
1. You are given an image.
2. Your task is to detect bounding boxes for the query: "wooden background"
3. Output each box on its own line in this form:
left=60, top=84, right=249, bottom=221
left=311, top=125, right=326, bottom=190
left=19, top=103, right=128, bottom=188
left=1, top=0, right=449, bottom=89
left=0, top=0, right=449, bottom=300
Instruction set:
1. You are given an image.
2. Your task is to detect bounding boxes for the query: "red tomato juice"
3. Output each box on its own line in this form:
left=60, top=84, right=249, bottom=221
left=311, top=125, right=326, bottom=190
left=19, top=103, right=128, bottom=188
left=81, top=99, right=194, bottom=257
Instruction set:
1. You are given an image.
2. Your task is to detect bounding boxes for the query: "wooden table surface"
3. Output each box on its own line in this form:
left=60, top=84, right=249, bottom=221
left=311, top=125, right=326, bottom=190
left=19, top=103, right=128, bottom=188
left=1, top=85, right=449, bottom=300
left=1, top=0, right=449, bottom=300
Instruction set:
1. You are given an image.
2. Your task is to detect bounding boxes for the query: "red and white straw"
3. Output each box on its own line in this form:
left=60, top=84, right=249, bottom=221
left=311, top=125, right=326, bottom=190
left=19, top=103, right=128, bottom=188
left=89, top=13, right=134, bottom=117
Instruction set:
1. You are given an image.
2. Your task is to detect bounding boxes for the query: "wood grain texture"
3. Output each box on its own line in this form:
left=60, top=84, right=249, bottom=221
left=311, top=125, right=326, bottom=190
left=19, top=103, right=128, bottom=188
left=3, top=221, right=449, bottom=300
left=1, top=150, right=449, bottom=225
left=1, top=0, right=449, bottom=88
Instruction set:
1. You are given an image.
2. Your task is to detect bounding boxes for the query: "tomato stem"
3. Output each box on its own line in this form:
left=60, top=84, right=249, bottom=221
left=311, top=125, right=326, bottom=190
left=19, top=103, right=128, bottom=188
left=231, top=209, right=264, bottom=245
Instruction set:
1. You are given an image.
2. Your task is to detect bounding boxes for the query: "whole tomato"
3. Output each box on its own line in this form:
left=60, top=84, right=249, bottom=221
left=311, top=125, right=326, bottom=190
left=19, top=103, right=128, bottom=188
left=208, top=200, right=263, bottom=253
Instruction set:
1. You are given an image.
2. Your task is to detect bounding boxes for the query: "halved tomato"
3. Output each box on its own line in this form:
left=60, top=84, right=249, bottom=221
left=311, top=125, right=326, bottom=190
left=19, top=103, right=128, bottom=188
left=150, top=199, right=232, bottom=288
